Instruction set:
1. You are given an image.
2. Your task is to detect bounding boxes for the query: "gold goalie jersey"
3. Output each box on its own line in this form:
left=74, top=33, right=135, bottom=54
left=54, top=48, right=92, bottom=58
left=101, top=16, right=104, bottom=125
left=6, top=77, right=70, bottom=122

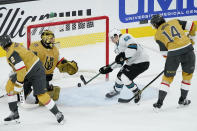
left=6, top=43, right=39, bottom=83
left=155, top=19, right=194, bottom=56
left=29, top=41, right=60, bottom=74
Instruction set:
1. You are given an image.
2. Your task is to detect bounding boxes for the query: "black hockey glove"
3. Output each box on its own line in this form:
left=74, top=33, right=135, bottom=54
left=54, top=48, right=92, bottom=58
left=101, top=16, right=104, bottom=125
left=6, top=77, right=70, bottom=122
left=99, top=65, right=113, bottom=74
left=115, top=52, right=126, bottom=65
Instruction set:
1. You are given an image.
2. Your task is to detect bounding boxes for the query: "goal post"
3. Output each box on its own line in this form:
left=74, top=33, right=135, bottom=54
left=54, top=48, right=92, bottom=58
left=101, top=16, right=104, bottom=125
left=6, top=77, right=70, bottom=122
left=26, top=16, right=110, bottom=80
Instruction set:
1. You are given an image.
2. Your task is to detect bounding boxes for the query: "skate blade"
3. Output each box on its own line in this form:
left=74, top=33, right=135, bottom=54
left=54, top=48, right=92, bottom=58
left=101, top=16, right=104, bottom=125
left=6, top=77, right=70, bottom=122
left=59, top=119, right=66, bottom=125
left=153, top=107, right=161, bottom=113
left=4, top=119, right=20, bottom=125
left=177, top=104, right=190, bottom=109
left=135, top=101, right=141, bottom=105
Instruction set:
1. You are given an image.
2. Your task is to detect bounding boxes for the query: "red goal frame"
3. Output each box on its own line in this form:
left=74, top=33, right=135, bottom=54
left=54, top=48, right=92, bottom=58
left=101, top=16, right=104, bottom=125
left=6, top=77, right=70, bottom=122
left=26, top=16, right=110, bottom=79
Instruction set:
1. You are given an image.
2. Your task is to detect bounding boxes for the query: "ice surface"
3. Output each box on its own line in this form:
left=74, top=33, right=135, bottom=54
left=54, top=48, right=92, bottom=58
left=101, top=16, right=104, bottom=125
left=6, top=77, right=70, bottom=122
left=0, top=37, right=197, bottom=131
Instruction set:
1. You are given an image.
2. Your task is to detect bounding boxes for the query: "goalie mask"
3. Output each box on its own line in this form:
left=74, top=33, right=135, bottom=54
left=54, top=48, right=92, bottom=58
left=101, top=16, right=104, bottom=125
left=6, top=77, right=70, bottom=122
left=0, top=35, right=12, bottom=50
left=41, top=30, right=55, bottom=48
left=150, top=14, right=166, bottom=29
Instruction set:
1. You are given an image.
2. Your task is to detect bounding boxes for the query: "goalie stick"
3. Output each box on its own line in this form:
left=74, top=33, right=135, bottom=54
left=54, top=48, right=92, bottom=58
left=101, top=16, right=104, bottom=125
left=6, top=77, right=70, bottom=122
left=118, top=70, right=164, bottom=103
left=79, top=61, right=116, bottom=86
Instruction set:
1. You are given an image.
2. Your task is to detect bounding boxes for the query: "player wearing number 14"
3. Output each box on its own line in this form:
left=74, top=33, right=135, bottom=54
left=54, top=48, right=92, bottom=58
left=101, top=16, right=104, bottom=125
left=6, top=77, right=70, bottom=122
left=150, top=14, right=196, bottom=109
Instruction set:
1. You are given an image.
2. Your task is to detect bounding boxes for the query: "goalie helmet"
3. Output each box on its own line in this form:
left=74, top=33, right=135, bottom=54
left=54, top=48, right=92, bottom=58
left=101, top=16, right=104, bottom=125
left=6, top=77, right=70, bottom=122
left=41, top=30, right=55, bottom=48
left=109, top=28, right=121, bottom=39
left=0, top=35, right=12, bottom=50
left=150, top=14, right=165, bottom=29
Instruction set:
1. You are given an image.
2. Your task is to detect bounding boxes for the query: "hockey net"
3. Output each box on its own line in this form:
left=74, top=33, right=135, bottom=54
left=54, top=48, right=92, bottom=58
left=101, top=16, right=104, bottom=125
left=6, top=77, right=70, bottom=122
left=26, top=16, right=109, bottom=87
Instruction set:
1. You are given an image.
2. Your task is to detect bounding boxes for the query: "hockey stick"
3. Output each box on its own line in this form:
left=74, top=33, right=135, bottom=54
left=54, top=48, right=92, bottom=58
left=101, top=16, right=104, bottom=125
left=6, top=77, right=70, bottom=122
left=79, top=61, right=117, bottom=86
left=19, top=90, right=39, bottom=109
left=0, top=94, right=6, bottom=98
left=118, top=70, right=164, bottom=103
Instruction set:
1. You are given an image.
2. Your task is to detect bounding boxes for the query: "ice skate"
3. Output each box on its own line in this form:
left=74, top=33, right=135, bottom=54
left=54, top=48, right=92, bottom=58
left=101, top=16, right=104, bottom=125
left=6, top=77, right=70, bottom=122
left=105, top=90, right=120, bottom=98
left=133, top=89, right=141, bottom=104
left=177, top=97, right=191, bottom=108
left=153, top=101, right=163, bottom=112
left=4, top=111, right=20, bottom=125
left=56, top=112, right=65, bottom=124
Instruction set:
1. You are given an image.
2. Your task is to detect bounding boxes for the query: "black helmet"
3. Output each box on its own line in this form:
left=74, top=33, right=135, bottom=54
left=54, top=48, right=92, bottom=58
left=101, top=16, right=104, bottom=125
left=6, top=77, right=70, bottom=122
left=150, top=14, right=165, bottom=29
left=0, top=35, right=12, bottom=49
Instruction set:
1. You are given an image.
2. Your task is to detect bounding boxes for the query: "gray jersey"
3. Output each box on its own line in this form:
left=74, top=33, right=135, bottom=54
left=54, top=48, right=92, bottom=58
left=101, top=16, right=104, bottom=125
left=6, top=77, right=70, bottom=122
left=112, top=34, right=149, bottom=69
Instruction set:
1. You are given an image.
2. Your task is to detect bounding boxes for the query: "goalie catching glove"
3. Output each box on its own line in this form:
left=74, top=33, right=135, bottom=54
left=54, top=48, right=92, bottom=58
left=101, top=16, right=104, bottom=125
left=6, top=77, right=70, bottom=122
left=99, top=65, right=113, bottom=74
left=57, top=59, right=78, bottom=75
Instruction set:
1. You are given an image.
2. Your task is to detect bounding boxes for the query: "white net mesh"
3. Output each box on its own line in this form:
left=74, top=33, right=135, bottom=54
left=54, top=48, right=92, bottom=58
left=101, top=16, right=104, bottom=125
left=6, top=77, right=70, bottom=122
left=26, top=16, right=109, bottom=88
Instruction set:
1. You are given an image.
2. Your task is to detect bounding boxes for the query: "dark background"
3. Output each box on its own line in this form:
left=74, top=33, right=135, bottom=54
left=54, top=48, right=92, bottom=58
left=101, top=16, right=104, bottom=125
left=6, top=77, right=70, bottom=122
left=0, top=0, right=38, bottom=5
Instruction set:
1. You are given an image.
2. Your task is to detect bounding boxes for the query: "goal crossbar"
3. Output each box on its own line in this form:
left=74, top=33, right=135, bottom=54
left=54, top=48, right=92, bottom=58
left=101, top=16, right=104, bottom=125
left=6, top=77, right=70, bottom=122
left=26, top=15, right=110, bottom=78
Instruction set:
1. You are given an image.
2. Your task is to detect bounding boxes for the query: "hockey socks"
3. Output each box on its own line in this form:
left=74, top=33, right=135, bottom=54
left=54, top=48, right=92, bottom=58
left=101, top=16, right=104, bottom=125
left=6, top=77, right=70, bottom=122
left=153, top=90, right=167, bottom=109
left=126, top=83, right=141, bottom=103
left=45, top=99, right=65, bottom=124
left=4, top=95, right=20, bottom=124
left=178, top=82, right=191, bottom=106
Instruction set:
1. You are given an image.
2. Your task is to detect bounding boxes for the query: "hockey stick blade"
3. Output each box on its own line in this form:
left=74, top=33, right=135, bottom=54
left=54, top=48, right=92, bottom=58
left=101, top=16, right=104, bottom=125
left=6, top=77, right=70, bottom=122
left=118, top=98, right=131, bottom=103
left=79, top=61, right=117, bottom=86
left=118, top=92, right=141, bottom=103
left=0, top=94, right=5, bottom=98
left=118, top=70, right=164, bottom=103
left=80, top=75, right=87, bottom=85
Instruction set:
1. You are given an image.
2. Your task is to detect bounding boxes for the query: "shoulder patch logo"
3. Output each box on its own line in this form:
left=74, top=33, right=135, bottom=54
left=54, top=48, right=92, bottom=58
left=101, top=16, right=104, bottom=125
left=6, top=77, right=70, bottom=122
left=10, top=56, right=15, bottom=63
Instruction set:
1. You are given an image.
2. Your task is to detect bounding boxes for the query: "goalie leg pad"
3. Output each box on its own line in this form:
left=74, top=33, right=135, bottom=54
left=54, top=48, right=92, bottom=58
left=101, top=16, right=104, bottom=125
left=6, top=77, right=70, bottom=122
left=47, top=86, right=60, bottom=101
left=37, top=93, right=51, bottom=105
left=52, top=86, right=60, bottom=101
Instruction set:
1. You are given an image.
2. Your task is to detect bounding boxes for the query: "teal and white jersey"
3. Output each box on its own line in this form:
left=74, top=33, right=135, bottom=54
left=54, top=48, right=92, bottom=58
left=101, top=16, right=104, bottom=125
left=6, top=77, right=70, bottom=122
left=112, top=34, right=149, bottom=69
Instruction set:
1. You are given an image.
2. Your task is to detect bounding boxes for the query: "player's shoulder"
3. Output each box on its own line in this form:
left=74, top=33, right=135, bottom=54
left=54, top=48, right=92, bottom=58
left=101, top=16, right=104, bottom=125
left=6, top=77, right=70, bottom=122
left=121, top=33, right=133, bottom=38
left=120, top=33, right=134, bottom=41
left=167, top=19, right=179, bottom=24
left=10, top=42, right=25, bottom=52
left=29, top=41, right=42, bottom=49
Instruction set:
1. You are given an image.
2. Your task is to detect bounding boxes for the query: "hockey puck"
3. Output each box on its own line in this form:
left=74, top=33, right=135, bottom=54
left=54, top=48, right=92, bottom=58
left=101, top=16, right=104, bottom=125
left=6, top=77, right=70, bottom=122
left=77, top=83, right=82, bottom=87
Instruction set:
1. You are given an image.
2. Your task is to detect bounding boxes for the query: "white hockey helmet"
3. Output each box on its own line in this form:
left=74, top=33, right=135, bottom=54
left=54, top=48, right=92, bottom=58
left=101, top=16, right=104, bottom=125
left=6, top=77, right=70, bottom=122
left=109, top=28, right=121, bottom=38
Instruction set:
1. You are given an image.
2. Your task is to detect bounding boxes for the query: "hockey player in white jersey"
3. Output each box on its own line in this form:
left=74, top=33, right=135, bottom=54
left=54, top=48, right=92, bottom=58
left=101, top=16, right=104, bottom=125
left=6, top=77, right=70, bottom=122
left=99, top=29, right=150, bottom=103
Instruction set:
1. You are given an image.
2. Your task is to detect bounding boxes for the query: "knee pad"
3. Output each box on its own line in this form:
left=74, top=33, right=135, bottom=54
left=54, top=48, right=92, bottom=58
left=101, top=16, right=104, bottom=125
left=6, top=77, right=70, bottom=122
left=37, top=93, right=51, bottom=105
left=182, top=72, right=193, bottom=81
left=162, top=75, right=174, bottom=84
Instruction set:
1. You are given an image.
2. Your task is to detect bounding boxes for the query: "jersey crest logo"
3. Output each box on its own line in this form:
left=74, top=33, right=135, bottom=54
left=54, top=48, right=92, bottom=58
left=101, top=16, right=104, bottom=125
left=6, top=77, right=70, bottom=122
left=44, top=56, right=54, bottom=70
